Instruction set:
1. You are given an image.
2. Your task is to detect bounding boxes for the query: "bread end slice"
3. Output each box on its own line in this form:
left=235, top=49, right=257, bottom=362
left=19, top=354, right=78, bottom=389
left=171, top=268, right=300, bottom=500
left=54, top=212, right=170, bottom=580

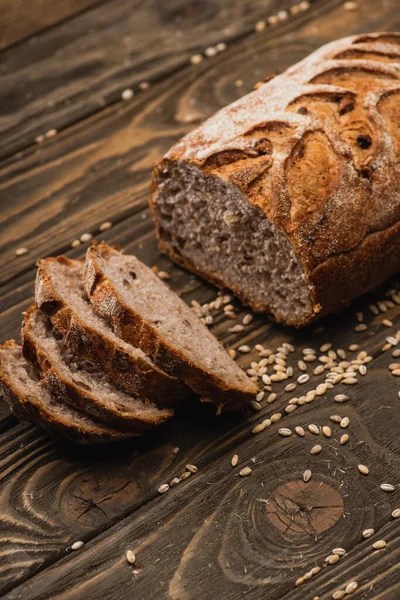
left=22, top=306, right=174, bottom=432
left=0, top=340, right=136, bottom=444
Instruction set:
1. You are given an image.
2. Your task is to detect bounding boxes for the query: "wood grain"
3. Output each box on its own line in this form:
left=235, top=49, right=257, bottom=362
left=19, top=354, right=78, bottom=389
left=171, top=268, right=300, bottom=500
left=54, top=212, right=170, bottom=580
left=1, top=0, right=400, bottom=598
left=1, top=257, right=400, bottom=595
left=3, top=342, right=400, bottom=600
left=0, top=0, right=303, bottom=160
left=0, top=0, right=103, bottom=50
left=1, top=0, right=398, bottom=287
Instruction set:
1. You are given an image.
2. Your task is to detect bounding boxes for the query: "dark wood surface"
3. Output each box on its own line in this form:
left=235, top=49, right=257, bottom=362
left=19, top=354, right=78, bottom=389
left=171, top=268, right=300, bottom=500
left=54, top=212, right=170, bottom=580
left=1, top=0, right=400, bottom=598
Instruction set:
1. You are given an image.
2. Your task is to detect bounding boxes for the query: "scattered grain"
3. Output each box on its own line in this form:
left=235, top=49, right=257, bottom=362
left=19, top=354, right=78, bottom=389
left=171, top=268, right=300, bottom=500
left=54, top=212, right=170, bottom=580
left=362, top=528, right=374, bottom=538
left=310, top=444, right=322, bottom=455
left=332, top=548, right=346, bottom=556
left=186, top=464, right=198, bottom=474
left=121, top=88, right=134, bottom=100
left=238, top=345, right=251, bottom=353
left=271, top=412, right=282, bottom=422
left=372, top=540, right=386, bottom=549
left=303, top=469, right=312, bottom=482
left=239, top=466, right=252, bottom=477
left=345, top=581, right=358, bottom=594
left=330, top=415, right=342, bottom=423
left=252, top=422, right=267, bottom=434
left=358, top=464, right=369, bottom=475
left=99, top=221, right=112, bottom=232
left=295, top=426, right=305, bottom=437
left=380, top=483, right=395, bottom=492
left=334, top=394, right=349, bottom=403
left=308, top=424, right=320, bottom=435
left=71, top=541, right=84, bottom=550
left=180, top=471, right=191, bottom=481
left=80, top=232, right=93, bottom=243
left=15, top=247, right=28, bottom=256
left=250, top=400, right=262, bottom=412
left=278, top=428, right=292, bottom=437
left=322, top=426, right=332, bottom=438
left=295, top=577, right=305, bottom=586
left=332, top=591, right=346, bottom=600
left=342, top=377, right=358, bottom=385
left=242, top=314, right=253, bottom=325
left=190, top=54, right=203, bottom=64
left=325, top=554, right=340, bottom=564
left=340, top=417, right=350, bottom=428
left=285, top=383, right=297, bottom=392
left=170, top=477, right=180, bottom=487
left=354, top=324, right=367, bottom=332
left=158, top=483, right=169, bottom=494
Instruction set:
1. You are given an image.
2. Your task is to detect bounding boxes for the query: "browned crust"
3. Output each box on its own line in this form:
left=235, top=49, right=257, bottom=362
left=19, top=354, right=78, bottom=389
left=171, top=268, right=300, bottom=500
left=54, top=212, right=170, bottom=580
left=36, top=256, right=190, bottom=405
left=0, top=341, right=134, bottom=444
left=83, top=244, right=258, bottom=411
left=150, top=33, right=400, bottom=327
left=22, top=306, right=174, bottom=431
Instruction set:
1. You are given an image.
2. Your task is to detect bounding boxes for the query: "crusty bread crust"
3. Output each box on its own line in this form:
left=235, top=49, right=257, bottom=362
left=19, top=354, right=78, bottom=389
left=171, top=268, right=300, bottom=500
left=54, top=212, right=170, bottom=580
left=22, top=307, right=174, bottom=431
left=151, top=33, right=400, bottom=326
left=84, top=243, right=257, bottom=411
left=0, top=341, right=134, bottom=444
left=36, top=256, right=190, bottom=405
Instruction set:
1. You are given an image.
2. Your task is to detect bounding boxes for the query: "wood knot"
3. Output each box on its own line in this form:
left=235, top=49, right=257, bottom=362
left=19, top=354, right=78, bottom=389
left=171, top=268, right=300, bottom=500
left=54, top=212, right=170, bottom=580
left=264, top=480, right=344, bottom=537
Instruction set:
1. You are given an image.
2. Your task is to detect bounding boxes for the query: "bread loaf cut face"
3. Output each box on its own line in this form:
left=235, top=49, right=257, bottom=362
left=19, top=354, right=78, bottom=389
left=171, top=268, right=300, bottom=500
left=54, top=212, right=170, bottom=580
left=154, top=160, right=312, bottom=324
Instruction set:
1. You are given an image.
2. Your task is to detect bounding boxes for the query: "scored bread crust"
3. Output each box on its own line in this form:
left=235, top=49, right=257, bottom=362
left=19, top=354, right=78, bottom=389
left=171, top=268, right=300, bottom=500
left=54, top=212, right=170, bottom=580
left=83, top=243, right=258, bottom=411
left=35, top=256, right=190, bottom=405
left=151, top=32, right=400, bottom=326
left=0, top=340, right=135, bottom=444
left=22, top=306, right=174, bottom=431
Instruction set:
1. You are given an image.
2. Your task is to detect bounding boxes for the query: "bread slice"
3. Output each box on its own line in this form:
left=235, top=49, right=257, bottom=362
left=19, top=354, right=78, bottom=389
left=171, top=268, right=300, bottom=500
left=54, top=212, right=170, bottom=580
left=0, top=340, right=135, bottom=444
left=35, top=256, right=189, bottom=405
left=22, top=306, right=174, bottom=431
left=84, top=242, right=257, bottom=410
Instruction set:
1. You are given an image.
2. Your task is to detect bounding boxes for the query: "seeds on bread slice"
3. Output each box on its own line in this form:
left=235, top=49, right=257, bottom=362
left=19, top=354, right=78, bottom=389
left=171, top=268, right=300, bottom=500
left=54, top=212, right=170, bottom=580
left=0, top=340, right=135, bottom=444
left=22, top=306, right=174, bottom=431
left=35, top=256, right=189, bottom=405
left=84, top=242, right=258, bottom=410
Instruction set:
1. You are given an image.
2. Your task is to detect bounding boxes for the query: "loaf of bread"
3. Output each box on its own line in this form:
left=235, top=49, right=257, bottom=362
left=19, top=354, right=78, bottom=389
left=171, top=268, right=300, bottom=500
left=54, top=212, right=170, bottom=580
left=151, top=33, right=400, bottom=326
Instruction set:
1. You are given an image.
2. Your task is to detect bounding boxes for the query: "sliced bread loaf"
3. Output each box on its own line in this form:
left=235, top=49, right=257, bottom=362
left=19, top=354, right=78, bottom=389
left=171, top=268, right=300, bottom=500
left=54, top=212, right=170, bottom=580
left=84, top=243, right=257, bottom=410
left=0, top=340, right=135, bottom=444
left=22, top=306, right=174, bottom=431
left=36, top=256, right=189, bottom=405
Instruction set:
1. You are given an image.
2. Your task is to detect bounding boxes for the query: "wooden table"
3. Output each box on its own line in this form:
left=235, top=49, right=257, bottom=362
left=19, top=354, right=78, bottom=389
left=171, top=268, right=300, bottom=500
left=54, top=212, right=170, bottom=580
left=1, top=1, right=400, bottom=598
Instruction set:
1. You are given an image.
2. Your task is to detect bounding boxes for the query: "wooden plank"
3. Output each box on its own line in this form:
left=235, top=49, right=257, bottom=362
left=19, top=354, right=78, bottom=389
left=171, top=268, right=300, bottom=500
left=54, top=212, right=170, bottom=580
left=0, top=0, right=400, bottom=596
left=0, top=0, right=303, bottom=160
left=0, top=198, right=400, bottom=594
left=0, top=0, right=104, bottom=50
left=3, top=332, right=400, bottom=600
left=1, top=0, right=397, bottom=287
